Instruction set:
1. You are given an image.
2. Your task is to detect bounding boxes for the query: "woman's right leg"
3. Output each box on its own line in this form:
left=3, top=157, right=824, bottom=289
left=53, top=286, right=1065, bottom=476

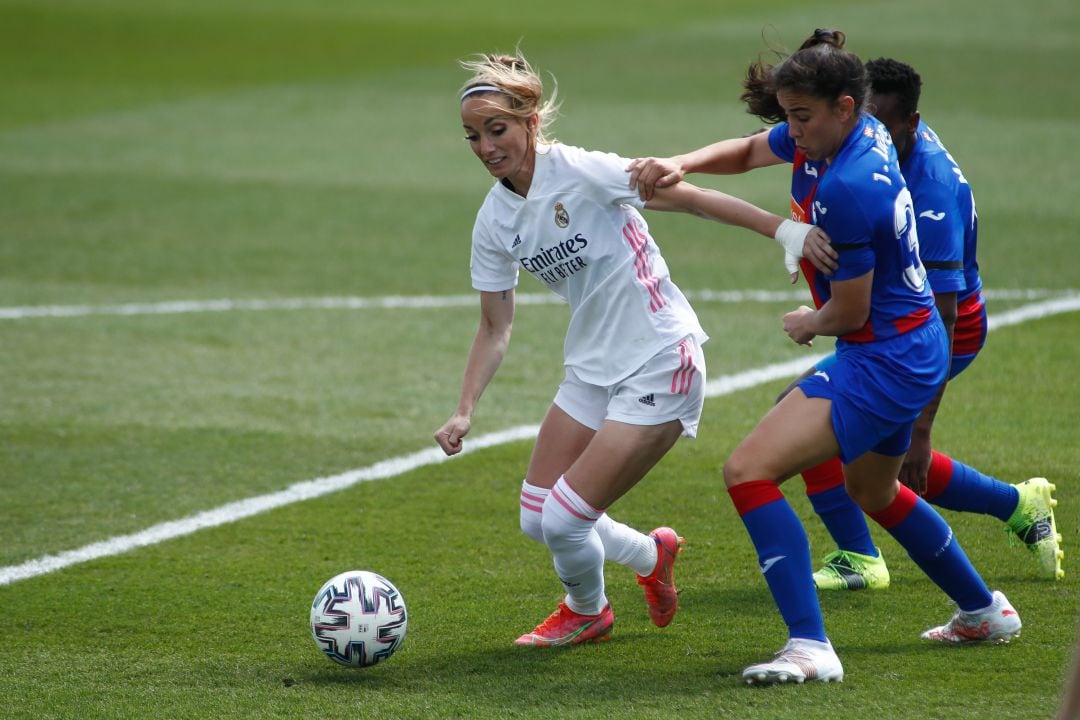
left=779, top=363, right=884, bottom=589
left=520, top=404, right=658, bottom=575
left=724, top=389, right=839, bottom=643
left=519, top=403, right=594, bottom=544
left=724, top=388, right=845, bottom=684
left=516, top=403, right=687, bottom=646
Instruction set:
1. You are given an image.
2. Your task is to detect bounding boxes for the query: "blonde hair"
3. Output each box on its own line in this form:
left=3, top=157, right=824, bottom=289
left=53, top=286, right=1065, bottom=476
left=459, top=52, right=560, bottom=145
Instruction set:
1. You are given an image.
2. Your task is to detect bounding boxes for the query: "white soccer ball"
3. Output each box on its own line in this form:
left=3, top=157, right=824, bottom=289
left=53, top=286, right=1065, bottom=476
left=310, top=570, right=408, bottom=668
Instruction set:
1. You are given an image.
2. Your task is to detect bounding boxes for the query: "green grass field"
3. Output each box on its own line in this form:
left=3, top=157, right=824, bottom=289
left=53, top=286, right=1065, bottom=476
left=2, top=0, right=1079, bottom=717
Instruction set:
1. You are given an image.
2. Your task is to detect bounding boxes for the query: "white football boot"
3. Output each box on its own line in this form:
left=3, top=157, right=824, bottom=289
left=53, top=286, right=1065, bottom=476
left=742, top=637, right=844, bottom=685
left=921, top=590, right=1022, bottom=643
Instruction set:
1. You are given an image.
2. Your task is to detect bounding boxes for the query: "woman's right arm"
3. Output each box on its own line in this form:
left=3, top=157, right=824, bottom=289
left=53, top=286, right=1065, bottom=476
left=433, top=289, right=515, bottom=456
left=782, top=272, right=873, bottom=346
left=628, top=130, right=786, bottom=201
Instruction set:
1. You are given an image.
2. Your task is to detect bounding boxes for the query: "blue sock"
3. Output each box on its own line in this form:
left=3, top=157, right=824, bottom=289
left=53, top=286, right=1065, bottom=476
left=925, top=451, right=1019, bottom=522
left=808, top=484, right=878, bottom=557
left=870, top=485, right=992, bottom=611
left=730, top=480, right=826, bottom=641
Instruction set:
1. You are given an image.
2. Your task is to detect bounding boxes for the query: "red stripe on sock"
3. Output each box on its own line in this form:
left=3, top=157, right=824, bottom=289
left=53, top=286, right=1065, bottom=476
left=802, top=457, right=845, bottom=495
left=868, top=483, right=919, bottom=529
left=923, top=451, right=954, bottom=500
left=728, top=480, right=784, bottom=517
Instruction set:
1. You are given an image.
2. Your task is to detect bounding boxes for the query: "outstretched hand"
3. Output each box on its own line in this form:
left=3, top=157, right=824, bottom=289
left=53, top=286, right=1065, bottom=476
left=626, top=157, right=684, bottom=202
left=434, top=414, right=471, bottom=456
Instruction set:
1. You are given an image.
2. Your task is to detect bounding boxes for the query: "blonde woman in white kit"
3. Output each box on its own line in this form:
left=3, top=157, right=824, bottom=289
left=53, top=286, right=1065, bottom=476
left=434, top=51, right=835, bottom=647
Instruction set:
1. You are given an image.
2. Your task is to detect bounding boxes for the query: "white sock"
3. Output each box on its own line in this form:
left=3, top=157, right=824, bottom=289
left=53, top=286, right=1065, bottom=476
left=522, top=480, right=658, bottom=575
left=595, top=514, right=657, bottom=576
left=541, top=476, right=607, bottom=615
left=519, top=480, right=549, bottom=544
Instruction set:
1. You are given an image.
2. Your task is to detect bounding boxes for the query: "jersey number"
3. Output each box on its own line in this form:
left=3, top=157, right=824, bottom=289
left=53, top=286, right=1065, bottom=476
left=894, top=187, right=927, bottom=293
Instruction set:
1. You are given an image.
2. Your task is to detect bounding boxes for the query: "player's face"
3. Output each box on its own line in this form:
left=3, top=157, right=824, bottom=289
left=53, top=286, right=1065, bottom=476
left=461, top=94, right=537, bottom=191
left=871, top=92, right=918, bottom=163
left=777, top=89, right=854, bottom=162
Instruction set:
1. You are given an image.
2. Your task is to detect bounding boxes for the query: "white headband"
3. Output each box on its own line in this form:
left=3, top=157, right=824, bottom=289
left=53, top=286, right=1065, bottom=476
left=460, top=84, right=505, bottom=101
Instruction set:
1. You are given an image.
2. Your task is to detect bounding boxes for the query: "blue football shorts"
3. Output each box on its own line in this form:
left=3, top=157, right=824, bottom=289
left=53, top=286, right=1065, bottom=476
left=800, top=320, right=949, bottom=463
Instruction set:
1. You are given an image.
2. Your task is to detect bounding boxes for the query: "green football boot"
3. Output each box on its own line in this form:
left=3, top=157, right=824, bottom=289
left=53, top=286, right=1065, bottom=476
left=1006, top=477, right=1064, bottom=580
left=813, top=548, right=890, bottom=591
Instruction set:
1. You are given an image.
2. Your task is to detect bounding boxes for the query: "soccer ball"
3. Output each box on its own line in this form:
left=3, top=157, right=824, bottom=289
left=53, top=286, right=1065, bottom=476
left=310, top=570, right=408, bottom=668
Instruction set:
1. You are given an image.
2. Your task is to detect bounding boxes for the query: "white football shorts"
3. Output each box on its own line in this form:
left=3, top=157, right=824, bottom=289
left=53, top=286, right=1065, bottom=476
left=553, top=334, right=706, bottom=438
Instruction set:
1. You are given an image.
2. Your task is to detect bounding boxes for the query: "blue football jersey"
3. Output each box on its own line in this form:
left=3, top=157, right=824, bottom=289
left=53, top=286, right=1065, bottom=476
left=902, top=121, right=982, bottom=304
left=769, top=114, right=935, bottom=344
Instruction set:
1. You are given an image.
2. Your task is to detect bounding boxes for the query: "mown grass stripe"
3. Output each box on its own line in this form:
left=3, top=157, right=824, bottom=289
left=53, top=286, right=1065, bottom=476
left=1, top=295, right=1076, bottom=587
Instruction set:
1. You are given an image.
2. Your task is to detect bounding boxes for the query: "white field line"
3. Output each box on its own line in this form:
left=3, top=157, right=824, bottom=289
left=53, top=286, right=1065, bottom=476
left=1, top=296, right=1078, bottom=587
left=0, top=287, right=1075, bottom=320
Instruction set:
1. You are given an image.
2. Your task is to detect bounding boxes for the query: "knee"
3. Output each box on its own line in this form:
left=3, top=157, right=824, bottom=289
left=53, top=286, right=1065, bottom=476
left=843, top=481, right=872, bottom=510
left=723, top=450, right=753, bottom=489
left=520, top=506, right=544, bottom=544
left=539, top=494, right=592, bottom=550
left=519, top=481, right=546, bottom=544
left=539, top=507, right=568, bottom=547
left=844, top=479, right=897, bottom=514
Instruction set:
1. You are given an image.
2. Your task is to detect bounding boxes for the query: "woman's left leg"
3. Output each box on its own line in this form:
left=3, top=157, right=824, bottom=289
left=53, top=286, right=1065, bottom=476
left=846, top=451, right=1021, bottom=642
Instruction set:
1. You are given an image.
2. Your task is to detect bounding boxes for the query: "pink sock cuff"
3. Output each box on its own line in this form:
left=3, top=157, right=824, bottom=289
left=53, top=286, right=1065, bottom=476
left=520, top=480, right=548, bottom=514
left=551, top=476, right=603, bottom=521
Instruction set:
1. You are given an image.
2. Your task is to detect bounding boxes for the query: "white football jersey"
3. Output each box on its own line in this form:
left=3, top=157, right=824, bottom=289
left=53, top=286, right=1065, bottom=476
left=470, top=143, right=706, bottom=386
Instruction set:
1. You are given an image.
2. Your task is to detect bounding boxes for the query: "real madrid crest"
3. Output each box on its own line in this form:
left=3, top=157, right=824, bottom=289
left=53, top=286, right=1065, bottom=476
left=553, top=202, right=570, bottom=228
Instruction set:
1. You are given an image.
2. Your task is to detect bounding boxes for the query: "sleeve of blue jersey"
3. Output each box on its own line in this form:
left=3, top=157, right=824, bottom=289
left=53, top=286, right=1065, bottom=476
left=818, top=178, right=874, bottom=282
left=913, top=179, right=966, bottom=294
left=767, top=124, right=796, bottom=163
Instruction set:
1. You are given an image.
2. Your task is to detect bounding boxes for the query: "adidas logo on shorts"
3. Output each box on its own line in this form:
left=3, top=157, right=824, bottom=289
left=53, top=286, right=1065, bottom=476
left=638, top=394, right=656, bottom=407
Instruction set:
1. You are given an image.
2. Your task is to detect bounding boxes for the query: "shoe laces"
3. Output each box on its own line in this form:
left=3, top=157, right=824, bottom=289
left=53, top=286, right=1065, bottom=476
left=533, top=604, right=572, bottom=633
left=1004, top=516, right=1052, bottom=548
left=823, top=550, right=864, bottom=573
left=640, top=578, right=672, bottom=605
left=774, top=641, right=819, bottom=666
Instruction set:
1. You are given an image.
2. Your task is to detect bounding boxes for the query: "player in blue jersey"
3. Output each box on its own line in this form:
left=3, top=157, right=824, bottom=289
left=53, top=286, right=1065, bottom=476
left=630, top=57, right=1063, bottom=588
left=631, top=29, right=1022, bottom=684
left=784, top=58, right=1063, bottom=590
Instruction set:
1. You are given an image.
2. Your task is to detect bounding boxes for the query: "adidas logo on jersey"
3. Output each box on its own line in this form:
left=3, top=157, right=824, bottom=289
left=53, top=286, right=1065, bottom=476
left=511, top=235, right=522, bottom=248
left=638, top=394, right=656, bottom=407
